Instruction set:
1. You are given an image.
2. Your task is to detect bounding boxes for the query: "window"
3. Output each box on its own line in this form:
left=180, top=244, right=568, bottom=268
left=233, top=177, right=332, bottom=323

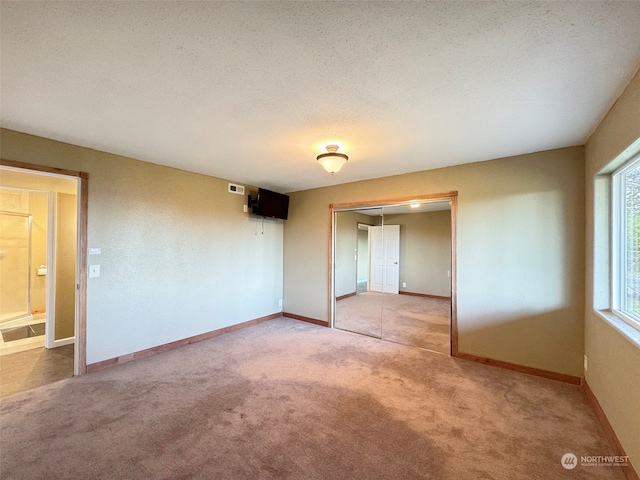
left=612, top=154, right=640, bottom=329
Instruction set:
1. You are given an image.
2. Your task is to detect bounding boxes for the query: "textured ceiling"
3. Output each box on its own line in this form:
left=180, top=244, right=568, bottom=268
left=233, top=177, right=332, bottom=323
left=2, top=1, right=640, bottom=193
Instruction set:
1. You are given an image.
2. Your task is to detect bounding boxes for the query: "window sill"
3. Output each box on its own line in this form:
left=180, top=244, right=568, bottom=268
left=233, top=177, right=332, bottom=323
left=595, top=310, right=640, bottom=349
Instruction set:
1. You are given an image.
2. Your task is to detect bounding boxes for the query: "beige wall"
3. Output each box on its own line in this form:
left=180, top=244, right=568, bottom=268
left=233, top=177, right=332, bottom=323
left=335, top=211, right=372, bottom=297
left=29, top=192, right=48, bottom=314
left=1, top=129, right=284, bottom=364
left=385, top=210, right=451, bottom=297
left=357, top=228, right=369, bottom=282
left=284, top=147, right=585, bottom=376
left=55, top=193, right=77, bottom=340
left=584, top=68, right=640, bottom=471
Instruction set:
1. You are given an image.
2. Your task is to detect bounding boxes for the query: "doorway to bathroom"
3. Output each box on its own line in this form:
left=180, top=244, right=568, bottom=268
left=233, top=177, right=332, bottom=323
left=0, top=160, right=88, bottom=395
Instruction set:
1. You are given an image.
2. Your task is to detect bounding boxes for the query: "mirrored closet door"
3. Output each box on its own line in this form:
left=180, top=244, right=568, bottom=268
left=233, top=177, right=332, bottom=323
left=333, top=199, right=453, bottom=354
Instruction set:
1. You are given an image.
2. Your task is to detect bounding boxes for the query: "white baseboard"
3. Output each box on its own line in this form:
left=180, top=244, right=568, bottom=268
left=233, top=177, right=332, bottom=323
left=52, top=336, right=74, bottom=348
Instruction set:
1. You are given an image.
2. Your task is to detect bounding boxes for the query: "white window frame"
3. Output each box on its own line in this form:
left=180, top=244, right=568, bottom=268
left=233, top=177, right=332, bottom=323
left=611, top=153, right=640, bottom=331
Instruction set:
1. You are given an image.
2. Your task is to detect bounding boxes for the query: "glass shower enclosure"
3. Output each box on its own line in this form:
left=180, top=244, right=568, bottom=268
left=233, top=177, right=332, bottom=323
left=0, top=211, right=32, bottom=324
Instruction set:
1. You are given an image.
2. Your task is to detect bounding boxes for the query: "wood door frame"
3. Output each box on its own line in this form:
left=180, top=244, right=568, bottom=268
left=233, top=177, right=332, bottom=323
left=356, top=222, right=373, bottom=292
left=1, top=159, right=88, bottom=375
left=330, top=191, right=459, bottom=355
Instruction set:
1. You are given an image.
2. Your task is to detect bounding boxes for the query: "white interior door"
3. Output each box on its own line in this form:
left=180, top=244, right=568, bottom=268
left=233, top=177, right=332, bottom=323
left=369, top=225, right=400, bottom=294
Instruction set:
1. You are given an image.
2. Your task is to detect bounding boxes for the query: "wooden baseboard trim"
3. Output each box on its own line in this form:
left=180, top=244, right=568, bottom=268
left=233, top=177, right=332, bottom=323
left=454, top=352, right=582, bottom=385
left=86, top=312, right=282, bottom=373
left=399, top=291, right=451, bottom=300
left=282, top=312, right=329, bottom=327
left=582, top=380, right=639, bottom=480
left=336, top=292, right=357, bottom=301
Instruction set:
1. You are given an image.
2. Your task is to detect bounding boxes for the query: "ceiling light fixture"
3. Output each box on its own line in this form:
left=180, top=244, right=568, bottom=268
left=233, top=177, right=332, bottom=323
left=317, top=145, right=348, bottom=174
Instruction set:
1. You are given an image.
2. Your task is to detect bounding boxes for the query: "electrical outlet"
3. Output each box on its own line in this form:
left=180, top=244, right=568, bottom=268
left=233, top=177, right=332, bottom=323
left=278, top=299, right=283, bottom=307
left=583, top=355, right=588, bottom=371
left=402, top=282, right=407, bottom=288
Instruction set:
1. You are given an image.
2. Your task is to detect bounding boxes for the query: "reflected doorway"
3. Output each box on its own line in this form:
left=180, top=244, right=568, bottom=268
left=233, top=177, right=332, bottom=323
left=332, top=194, right=457, bottom=355
left=356, top=223, right=370, bottom=293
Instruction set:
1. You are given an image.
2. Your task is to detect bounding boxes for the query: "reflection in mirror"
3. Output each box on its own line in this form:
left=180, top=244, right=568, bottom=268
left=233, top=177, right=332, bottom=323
left=334, top=209, right=383, bottom=338
left=334, top=199, right=453, bottom=354
left=380, top=201, right=452, bottom=354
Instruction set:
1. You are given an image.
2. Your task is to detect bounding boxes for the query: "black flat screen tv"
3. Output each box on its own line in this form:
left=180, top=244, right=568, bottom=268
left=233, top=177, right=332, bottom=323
left=251, top=188, right=289, bottom=220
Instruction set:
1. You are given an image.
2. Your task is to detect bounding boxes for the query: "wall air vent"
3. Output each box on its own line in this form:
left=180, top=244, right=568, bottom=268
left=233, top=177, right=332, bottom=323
left=228, top=183, right=245, bottom=195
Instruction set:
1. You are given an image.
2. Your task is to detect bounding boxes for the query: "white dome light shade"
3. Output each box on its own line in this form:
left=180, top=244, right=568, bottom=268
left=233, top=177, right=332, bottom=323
left=317, top=145, right=348, bottom=174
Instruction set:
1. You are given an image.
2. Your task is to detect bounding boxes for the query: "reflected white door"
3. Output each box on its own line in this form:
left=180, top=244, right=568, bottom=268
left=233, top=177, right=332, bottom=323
left=369, top=225, right=400, bottom=294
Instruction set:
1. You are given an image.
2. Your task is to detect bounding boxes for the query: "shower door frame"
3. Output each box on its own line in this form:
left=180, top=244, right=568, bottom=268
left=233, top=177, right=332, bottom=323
left=0, top=211, right=33, bottom=323
left=0, top=159, right=89, bottom=376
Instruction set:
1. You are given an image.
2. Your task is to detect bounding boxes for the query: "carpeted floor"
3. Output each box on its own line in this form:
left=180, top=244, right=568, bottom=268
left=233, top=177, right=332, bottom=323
left=336, top=292, right=450, bottom=354
left=0, top=318, right=624, bottom=479
left=0, top=344, right=75, bottom=399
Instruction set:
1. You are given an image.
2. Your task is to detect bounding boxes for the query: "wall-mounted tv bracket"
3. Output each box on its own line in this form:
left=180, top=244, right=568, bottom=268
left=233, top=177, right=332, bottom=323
left=247, top=194, right=258, bottom=213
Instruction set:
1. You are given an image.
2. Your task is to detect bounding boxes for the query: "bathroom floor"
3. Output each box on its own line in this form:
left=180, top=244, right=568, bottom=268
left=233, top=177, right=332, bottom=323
left=0, top=344, right=74, bottom=399
left=1, top=322, right=46, bottom=342
left=0, top=316, right=47, bottom=356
